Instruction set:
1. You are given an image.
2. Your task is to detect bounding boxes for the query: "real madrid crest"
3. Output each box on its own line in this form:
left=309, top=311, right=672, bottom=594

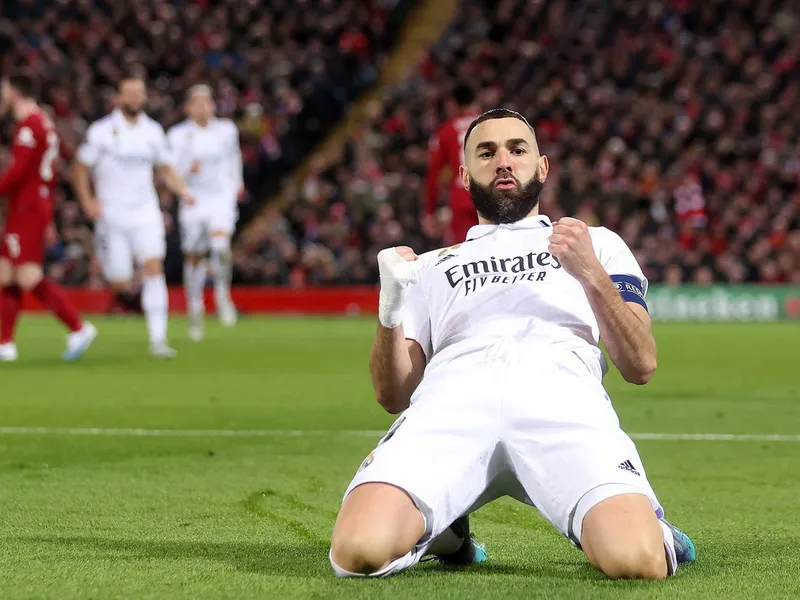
left=437, top=243, right=462, bottom=257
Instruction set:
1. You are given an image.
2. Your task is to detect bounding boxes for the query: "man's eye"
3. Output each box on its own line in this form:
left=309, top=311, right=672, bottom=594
left=512, top=147, right=526, bottom=155
left=479, top=151, right=493, bottom=159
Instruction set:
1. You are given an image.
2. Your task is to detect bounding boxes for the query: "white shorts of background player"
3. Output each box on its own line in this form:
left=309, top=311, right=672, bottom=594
left=337, top=349, right=663, bottom=576
left=179, top=200, right=238, bottom=255
left=94, top=213, right=166, bottom=283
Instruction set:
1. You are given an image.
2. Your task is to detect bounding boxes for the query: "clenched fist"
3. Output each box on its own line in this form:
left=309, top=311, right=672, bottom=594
left=377, top=246, right=423, bottom=328
left=548, top=217, right=603, bottom=283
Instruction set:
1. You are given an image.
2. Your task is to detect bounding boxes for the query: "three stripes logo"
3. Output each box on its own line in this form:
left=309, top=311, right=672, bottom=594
left=618, top=459, right=641, bottom=476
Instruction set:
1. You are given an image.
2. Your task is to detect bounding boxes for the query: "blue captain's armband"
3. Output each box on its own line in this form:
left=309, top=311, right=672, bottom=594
left=610, top=274, right=648, bottom=312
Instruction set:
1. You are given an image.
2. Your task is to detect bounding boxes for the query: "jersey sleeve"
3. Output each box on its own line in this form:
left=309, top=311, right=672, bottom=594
left=401, top=279, right=432, bottom=360
left=166, top=127, right=191, bottom=177
left=595, top=227, right=649, bottom=311
left=0, top=125, right=39, bottom=196
left=76, top=124, right=103, bottom=168
left=153, top=125, right=173, bottom=167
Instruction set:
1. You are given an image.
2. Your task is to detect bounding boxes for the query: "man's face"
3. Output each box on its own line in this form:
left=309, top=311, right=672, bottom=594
left=118, top=80, right=147, bottom=116
left=460, top=117, right=549, bottom=224
left=187, top=93, right=214, bottom=123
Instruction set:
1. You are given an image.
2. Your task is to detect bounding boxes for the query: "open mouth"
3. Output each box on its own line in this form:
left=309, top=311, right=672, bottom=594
left=494, top=178, right=517, bottom=190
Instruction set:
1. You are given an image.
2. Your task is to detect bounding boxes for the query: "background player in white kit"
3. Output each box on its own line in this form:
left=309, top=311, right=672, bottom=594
left=167, top=85, right=242, bottom=341
left=71, top=76, right=195, bottom=359
left=330, top=109, right=697, bottom=579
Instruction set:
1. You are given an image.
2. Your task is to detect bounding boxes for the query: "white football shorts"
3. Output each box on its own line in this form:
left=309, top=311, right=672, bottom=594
left=342, top=348, right=663, bottom=570
left=94, top=214, right=166, bottom=283
left=180, top=200, right=238, bottom=255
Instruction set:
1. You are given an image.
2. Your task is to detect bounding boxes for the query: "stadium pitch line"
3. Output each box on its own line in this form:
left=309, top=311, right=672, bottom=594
left=0, top=427, right=799, bottom=442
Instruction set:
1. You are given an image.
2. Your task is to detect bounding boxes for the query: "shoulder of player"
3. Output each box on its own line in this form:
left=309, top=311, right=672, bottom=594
left=143, top=115, right=167, bottom=135
left=14, top=115, right=46, bottom=146
left=588, top=225, right=626, bottom=249
left=417, top=243, right=462, bottom=269
left=86, top=115, right=114, bottom=136
left=166, top=120, right=190, bottom=136
left=216, top=118, right=239, bottom=136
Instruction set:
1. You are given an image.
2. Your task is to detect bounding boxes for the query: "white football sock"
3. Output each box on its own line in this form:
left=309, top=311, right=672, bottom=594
left=328, top=546, right=425, bottom=578
left=209, top=238, right=232, bottom=306
left=183, top=260, right=207, bottom=313
left=659, top=519, right=678, bottom=576
left=142, top=274, right=169, bottom=346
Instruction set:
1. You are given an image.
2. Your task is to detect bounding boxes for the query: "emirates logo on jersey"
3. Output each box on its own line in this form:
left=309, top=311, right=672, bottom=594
left=444, top=251, right=563, bottom=297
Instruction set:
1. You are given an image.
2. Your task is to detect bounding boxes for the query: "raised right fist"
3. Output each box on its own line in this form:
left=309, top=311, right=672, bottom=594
left=377, top=246, right=423, bottom=328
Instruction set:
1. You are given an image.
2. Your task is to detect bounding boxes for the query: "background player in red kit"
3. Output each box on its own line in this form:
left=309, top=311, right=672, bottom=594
left=0, top=74, right=96, bottom=362
left=424, top=85, right=480, bottom=245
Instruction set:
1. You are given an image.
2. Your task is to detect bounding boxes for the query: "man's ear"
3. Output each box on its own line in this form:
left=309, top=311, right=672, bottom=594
left=459, top=165, right=471, bottom=190
left=538, top=155, right=550, bottom=182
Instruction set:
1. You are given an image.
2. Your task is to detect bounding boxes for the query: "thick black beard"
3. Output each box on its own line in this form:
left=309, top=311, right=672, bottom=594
left=120, top=105, right=142, bottom=118
left=469, top=175, right=544, bottom=224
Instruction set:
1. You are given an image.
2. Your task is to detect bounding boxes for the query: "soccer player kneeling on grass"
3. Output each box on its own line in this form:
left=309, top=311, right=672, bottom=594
left=329, top=109, right=697, bottom=579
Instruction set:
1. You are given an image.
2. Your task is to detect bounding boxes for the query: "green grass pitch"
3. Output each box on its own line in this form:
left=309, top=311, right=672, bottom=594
left=1, top=316, right=799, bottom=599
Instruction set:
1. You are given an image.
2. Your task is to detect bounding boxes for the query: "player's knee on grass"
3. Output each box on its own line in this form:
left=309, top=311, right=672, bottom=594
left=330, top=483, right=425, bottom=575
left=579, top=493, right=667, bottom=580
left=15, top=263, right=44, bottom=291
left=141, top=258, right=164, bottom=277
left=0, top=258, right=13, bottom=286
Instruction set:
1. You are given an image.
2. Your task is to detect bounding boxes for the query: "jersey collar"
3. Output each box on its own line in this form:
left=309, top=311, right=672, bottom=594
left=465, top=215, right=553, bottom=242
left=191, top=117, right=216, bottom=130
left=111, top=108, right=143, bottom=129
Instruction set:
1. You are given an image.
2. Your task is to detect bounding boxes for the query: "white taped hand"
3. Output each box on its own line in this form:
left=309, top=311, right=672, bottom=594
left=377, top=246, right=423, bottom=328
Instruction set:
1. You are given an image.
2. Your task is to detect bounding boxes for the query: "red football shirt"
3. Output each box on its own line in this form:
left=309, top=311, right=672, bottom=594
left=0, top=109, right=59, bottom=218
left=425, top=111, right=480, bottom=215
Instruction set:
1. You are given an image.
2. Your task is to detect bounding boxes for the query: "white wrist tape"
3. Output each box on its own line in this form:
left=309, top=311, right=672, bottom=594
left=377, top=248, right=422, bottom=329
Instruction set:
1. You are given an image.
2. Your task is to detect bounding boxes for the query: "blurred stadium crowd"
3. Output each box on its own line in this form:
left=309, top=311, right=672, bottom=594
left=2, top=0, right=799, bottom=288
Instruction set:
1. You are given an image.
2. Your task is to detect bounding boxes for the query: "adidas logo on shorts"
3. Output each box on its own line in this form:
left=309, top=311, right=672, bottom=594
left=618, top=460, right=640, bottom=476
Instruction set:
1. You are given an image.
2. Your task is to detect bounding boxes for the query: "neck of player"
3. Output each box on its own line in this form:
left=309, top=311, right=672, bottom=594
left=14, top=99, right=38, bottom=122
left=477, top=206, right=540, bottom=226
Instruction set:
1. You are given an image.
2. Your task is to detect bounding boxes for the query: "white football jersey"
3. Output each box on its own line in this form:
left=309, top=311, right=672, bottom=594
left=402, top=215, right=648, bottom=384
left=77, top=109, right=171, bottom=226
left=166, top=118, right=242, bottom=205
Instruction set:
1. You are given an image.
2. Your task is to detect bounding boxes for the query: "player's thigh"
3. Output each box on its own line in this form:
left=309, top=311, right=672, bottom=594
left=0, top=257, right=13, bottom=286
left=340, top=380, right=503, bottom=547
left=130, top=218, right=166, bottom=266
left=208, top=204, right=237, bottom=240
left=15, top=263, right=44, bottom=290
left=180, top=215, right=209, bottom=256
left=506, top=362, right=662, bottom=545
left=95, top=222, right=134, bottom=284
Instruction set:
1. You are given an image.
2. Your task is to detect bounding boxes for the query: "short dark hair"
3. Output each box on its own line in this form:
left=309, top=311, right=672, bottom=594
left=463, top=108, right=535, bottom=148
left=452, top=84, right=475, bottom=107
left=7, top=74, right=36, bottom=99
